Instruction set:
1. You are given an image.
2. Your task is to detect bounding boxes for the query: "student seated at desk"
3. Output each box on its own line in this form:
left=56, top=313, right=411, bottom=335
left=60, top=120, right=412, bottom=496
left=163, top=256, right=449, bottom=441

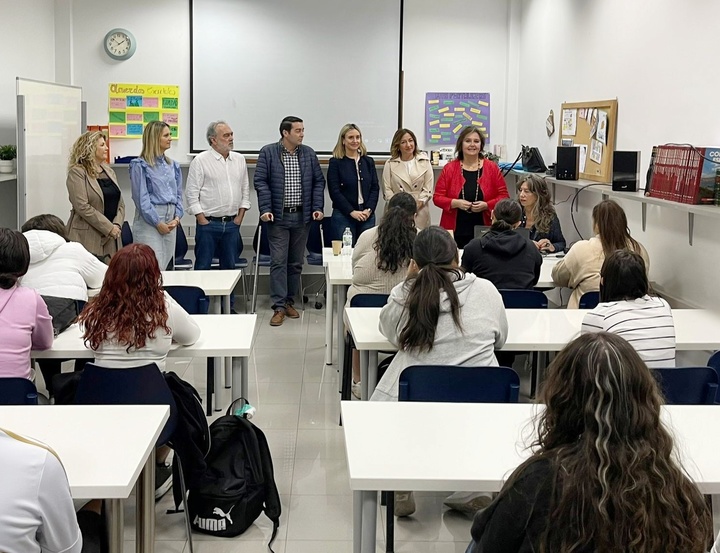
left=0, top=228, right=53, bottom=379
left=516, top=174, right=566, bottom=253
left=21, top=214, right=107, bottom=395
left=78, top=243, right=200, bottom=498
left=461, top=199, right=542, bottom=290
left=582, top=250, right=675, bottom=368
left=551, top=199, right=648, bottom=308
left=467, top=332, right=711, bottom=553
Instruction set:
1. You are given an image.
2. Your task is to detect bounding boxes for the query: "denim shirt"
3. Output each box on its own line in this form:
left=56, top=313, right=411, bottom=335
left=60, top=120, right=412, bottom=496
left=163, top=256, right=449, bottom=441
left=129, top=157, right=184, bottom=226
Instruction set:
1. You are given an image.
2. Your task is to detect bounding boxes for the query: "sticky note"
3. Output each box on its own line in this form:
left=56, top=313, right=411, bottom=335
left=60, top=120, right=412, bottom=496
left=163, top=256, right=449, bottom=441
left=143, top=97, right=159, bottom=108
left=109, top=125, right=126, bottom=136
left=110, top=97, right=126, bottom=109
left=454, top=107, right=465, bottom=112
left=431, top=134, right=441, bottom=139
left=438, top=107, right=449, bottom=113
left=126, top=96, right=142, bottom=108
left=127, top=124, right=143, bottom=135
left=429, top=105, right=439, bottom=112
left=472, top=121, right=483, bottom=127
left=163, top=112, right=179, bottom=124
left=463, top=113, right=472, bottom=120
left=477, top=100, right=489, bottom=107
left=459, top=102, right=470, bottom=107
left=429, top=119, right=439, bottom=126
left=143, top=112, right=160, bottom=123
left=452, top=124, right=463, bottom=133
left=162, top=97, right=178, bottom=109
left=439, top=124, right=450, bottom=128
left=170, top=126, right=179, bottom=138
left=470, top=108, right=481, bottom=114
left=109, top=111, right=126, bottom=123
left=126, top=112, right=143, bottom=122
left=427, top=99, right=439, bottom=104
left=443, top=100, right=454, bottom=105
left=444, top=113, right=454, bottom=118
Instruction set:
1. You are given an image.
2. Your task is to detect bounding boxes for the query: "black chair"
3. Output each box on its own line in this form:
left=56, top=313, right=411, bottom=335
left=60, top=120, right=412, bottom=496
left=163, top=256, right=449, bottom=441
left=0, top=377, right=39, bottom=405
left=208, top=229, right=250, bottom=311
left=303, top=217, right=331, bottom=309
left=706, top=351, right=720, bottom=402
left=174, top=225, right=193, bottom=270
left=579, top=290, right=600, bottom=309
left=650, top=367, right=719, bottom=405
left=75, top=363, right=194, bottom=551
left=250, top=222, right=272, bottom=313
left=121, top=222, right=133, bottom=247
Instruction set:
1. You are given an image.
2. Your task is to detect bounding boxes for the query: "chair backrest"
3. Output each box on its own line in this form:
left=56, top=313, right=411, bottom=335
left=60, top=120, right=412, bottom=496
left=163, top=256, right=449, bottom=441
left=398, top=365, right=520, bottom=403
left=164, top=285, right=210, bottom=314
left=75, top=362, right=177, bottom=445
left=321, top=216, right=333, bottom=247
left=579, top=291, right=600, bottom=309
left=651, top=367, right=719, bottom=405
left=252, top=222, right=271, bottom=257
left=706, top=351, right=720, bottom=402
left=499, top=289, right=548, bottom=309
left=121, top=221, right=133, bottom=246
left=306, top=219, right=324, bottom=255
left=349, top=293, right=390, bottom=308
left=0, top=378, right=39, bottom=405
left=175, top=224, right=189, bottom=259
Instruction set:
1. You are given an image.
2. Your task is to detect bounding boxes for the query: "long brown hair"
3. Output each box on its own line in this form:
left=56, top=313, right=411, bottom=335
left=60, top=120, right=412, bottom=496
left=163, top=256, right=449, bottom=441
left=505, top=332, right=711, bottom=552
left=398, top=226, right=463, bottom=352
left=79, top=244, right=171, bottom=351
left=517, top=174, right=556, bottom=233
left=68, top=131, right=105, bottom=177
left=389, top=128, right=418, bottom=159
left=374, top=192, right=416, bottom=273
left=592, top=199, right=641, bottom=258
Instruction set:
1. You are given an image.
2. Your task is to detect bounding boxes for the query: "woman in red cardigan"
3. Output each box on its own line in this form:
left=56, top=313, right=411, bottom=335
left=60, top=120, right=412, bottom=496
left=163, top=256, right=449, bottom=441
left=433, top=127, right=509, bottom=248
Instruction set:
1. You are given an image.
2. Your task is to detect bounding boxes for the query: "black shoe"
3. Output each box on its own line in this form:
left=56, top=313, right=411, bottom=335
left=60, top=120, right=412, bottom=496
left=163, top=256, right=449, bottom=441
left=155, top=463, right=173, bottom=500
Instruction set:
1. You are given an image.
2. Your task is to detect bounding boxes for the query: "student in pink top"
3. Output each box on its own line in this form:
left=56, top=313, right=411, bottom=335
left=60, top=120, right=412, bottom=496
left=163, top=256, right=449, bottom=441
left=0, top=228, right=54, bottom=379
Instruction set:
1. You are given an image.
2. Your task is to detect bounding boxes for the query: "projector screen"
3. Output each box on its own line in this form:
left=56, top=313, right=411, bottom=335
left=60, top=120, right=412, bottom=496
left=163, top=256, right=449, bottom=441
left=190, top=0, right=402, bottom=154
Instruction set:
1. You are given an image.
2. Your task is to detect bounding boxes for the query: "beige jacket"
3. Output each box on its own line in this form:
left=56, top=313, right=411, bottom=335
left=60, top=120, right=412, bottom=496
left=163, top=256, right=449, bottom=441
left=382, top=152, right=434, bottom=229
left=66, top=163, right=125, bottom=261
left=551, top=235, right=649, bottom=308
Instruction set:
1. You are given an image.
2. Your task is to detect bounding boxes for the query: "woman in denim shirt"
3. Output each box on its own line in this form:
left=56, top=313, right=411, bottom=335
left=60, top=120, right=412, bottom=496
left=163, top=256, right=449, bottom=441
left=129, top=121, right=183, bottom=269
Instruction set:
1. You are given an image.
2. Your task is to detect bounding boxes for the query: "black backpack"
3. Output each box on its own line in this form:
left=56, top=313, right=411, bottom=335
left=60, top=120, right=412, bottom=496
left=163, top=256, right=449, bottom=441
left=188, top=400, right=281, bottom=551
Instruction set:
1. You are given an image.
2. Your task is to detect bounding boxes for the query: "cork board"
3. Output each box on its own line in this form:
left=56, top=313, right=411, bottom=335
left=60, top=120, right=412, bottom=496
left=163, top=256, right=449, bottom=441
left=558, top=99, right=618, bottom=183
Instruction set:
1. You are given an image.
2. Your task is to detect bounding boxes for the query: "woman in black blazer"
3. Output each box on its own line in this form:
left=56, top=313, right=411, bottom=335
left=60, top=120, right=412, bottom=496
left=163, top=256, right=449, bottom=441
left=327, top=123, right=380, bottom=245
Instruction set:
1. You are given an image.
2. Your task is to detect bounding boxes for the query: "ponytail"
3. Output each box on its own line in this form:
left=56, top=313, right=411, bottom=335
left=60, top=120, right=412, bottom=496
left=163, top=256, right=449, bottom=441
left=375, top=193, right=417, bottom=273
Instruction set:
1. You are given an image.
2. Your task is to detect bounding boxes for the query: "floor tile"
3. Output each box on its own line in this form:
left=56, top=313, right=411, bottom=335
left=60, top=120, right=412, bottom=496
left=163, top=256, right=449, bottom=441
left=284, top=540, right=352, bottom=553
left=291, top=458, right=351, bottom=495
left=380, top=496, right=473, bottom=543
left=294, top=428, right=347, bottom=459
left=300, top=381, right=341, bottom=404
left=192, top=540, right=285, bottom=552
left=297, top=402, right=342, bottom=429
left=123, top=541, right=186, bottom=553
left=285, top=495, right=354, bottom=541
left=251, top=403, right=300, bottom=430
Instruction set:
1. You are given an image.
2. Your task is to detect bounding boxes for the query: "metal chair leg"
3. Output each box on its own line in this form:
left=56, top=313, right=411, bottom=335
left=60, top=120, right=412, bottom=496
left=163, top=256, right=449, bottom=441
left=251, top=226, right=262, bottom=314
left=386, top=491, right=395, bottom=552
left=175, top=457, right=194, bottom=553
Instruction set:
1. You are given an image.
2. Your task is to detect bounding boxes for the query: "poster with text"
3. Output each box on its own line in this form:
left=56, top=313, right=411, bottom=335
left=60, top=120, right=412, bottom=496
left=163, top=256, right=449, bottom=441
left=425, top=93, right=490, bottom=146
left=108, top=83, right=179, bottom=139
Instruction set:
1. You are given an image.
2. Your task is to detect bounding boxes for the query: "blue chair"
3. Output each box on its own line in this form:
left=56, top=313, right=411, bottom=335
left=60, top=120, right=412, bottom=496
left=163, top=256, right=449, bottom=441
left=0, top=378, right=39, bottom=405
left=250, top=222, right=272, bottom=313
left=75, top=363, right=194, bottom=550
left=706, top=351, right=720, bottom=402
left=498, top=289, right=548, bottom=309
left=121, top=221, right=133, bottom=246
left=579, top=291, right=600, bottom=309
left=164, top=285, right=210, bottom=315
left=650, top=367, right=719, bottom=405
left=206, top=228, right=250, bottom=312
left=302, top=217, right=331, bottom=309
left=173, top=225, right=193, bottom=270
left=398, top=365, right=520, bottom=403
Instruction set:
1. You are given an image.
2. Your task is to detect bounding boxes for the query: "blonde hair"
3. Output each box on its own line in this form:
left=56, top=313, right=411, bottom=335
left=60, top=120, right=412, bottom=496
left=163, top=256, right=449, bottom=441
left=140, top=121, right=171, bottom=167
left=68, top=131, right=105, bottom=176
left=332, top=123, right=367, bottom=159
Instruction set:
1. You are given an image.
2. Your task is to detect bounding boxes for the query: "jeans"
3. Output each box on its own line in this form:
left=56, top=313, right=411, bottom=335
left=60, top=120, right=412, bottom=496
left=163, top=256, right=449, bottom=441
left=194, top=219, right=240, bottom=270
left=331, top=209, right=376, bottom=246
left=133, top=204, right=176, bottom=270
left=266, top=211, right=309, bottom=311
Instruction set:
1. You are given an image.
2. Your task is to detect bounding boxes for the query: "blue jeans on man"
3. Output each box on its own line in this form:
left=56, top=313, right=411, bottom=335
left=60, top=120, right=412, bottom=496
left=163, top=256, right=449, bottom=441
left=331, top=209, right=376, bottom=247
left=195, top=218, right=240, bottom=309
left=266, top=211, right=308, bottom=311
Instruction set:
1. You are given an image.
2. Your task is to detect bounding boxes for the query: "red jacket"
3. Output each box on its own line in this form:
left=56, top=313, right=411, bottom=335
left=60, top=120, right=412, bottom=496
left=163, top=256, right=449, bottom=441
left=433, top=159, right=509, bottom=230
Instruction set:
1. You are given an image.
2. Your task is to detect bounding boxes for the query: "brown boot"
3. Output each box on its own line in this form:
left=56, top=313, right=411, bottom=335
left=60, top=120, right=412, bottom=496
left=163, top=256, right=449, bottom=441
left=270, top=309, right=285, bottom=326
left=285, top=304, right=300, bottom=318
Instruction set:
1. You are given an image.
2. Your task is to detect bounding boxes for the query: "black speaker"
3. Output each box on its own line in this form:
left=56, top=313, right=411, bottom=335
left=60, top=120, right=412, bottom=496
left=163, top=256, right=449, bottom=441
left=612, top=151, right=640, bottom=192
left=556, top=146, right=579, bottom=180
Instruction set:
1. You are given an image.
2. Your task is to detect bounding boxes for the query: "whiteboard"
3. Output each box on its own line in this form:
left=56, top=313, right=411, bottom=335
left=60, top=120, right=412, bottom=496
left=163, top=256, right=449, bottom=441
left=16, top=78, right=83, bottom=228
left=190, top=0, right=402, bottom=154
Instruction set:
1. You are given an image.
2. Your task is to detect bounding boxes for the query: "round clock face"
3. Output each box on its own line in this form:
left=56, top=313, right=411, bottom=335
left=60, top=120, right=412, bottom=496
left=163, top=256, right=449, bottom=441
left=104, top=28, right=136, bottom=60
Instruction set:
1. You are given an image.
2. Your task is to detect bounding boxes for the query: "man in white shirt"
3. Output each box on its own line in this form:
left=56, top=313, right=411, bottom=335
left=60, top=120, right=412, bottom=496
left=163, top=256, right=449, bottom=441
left=185, top=121, right=251, bottom=275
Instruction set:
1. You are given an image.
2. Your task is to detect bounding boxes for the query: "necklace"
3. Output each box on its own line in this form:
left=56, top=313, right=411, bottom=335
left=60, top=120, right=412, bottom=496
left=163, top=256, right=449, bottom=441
left=460, top=161, right=481, bottom=203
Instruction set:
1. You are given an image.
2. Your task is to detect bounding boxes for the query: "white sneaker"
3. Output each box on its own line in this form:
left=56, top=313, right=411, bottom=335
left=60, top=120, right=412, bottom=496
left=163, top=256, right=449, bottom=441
left=443, top=491, right=493, bottom=517
left=351, top=381, right=361, bottom=400
left=394, top=491, right=416, bottom=517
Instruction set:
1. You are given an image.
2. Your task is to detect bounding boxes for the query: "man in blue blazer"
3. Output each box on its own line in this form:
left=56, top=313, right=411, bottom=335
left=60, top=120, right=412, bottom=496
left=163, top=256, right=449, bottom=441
left=254, top=116, right=325, bottom=326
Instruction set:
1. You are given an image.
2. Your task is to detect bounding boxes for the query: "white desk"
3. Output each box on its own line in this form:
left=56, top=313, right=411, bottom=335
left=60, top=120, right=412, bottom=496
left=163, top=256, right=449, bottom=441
left=345, top=308, right=720, bottom=398
left=342, top=401, right=720, bottom=553
left=32, top=314, right=257, bottom=414
left=0, top=405, right=169, bottom=553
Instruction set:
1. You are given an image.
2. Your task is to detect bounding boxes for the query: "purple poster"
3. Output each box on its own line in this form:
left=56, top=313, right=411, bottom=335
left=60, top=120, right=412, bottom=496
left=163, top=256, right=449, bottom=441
left=425, top=92, right=490, bottom=146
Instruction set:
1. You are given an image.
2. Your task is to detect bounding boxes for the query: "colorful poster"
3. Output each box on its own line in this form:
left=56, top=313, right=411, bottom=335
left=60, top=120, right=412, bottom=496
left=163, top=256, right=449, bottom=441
left=108, top=83, right=179, bottom=139
left=425, top=93, right=490, bottom=146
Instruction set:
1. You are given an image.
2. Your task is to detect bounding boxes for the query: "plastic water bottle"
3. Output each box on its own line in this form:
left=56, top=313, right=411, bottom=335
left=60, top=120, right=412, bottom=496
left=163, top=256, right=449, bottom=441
left=342, top=227, right=353, bottom=256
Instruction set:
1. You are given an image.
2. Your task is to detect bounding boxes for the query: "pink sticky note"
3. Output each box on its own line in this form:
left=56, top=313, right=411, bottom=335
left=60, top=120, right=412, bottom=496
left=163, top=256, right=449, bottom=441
left=143, top=97, right=159, bottom=108
left=162, top=113, right=179, bottom=124
left=110, top=97, right=126, bottom=109
left=126, top=113, right=143, bottom=122
left=109, top=125, right=126, bottom=136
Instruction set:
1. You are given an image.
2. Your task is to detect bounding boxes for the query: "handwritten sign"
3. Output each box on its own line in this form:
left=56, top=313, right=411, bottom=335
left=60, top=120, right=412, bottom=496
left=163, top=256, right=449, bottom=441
left=108, top=83, right=180, bottom=139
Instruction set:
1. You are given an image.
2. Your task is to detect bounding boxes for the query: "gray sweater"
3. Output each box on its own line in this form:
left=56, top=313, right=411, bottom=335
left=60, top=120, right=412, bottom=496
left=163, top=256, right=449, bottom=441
left=371, top=272, right=508, bottom=401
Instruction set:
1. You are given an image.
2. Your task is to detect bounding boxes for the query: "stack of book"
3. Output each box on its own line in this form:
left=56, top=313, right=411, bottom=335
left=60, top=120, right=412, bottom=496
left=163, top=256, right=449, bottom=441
left=648, top=145, right=720, bottom=205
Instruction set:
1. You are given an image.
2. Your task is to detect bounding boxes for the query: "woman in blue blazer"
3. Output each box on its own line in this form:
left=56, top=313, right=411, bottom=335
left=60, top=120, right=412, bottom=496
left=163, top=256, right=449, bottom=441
left=328, top=123, right=380, bottom=245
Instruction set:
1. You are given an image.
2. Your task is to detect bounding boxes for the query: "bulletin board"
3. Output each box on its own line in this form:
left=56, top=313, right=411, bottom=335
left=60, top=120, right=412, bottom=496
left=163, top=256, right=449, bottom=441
left=107, top=83, right=179, bottom=139
left=558, top=99, right=618, bottom=183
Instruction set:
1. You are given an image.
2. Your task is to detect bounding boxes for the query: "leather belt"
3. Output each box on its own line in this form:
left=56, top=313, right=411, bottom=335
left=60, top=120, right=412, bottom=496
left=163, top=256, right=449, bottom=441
left=206, top=215, right=235, bottom=222
left=283, top=206, right=302, bottom=213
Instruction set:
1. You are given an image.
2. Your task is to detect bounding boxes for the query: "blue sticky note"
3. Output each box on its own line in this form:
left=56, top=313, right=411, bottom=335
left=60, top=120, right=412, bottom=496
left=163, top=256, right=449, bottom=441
left=127, top=124, right=143, bottom=135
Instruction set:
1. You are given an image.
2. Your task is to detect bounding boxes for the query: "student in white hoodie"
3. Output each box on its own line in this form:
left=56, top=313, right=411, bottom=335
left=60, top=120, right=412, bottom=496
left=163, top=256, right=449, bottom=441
left=21, top=214, right=108, bottom=395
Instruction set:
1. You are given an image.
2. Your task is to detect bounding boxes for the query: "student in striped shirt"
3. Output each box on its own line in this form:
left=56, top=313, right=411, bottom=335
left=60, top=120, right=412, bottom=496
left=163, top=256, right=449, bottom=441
left=581, top=249, right=675, bottom=368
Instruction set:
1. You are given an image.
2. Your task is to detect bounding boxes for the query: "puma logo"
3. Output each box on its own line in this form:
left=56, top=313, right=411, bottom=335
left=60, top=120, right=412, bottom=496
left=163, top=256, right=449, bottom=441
left=213, top=506, right=234, bottom=525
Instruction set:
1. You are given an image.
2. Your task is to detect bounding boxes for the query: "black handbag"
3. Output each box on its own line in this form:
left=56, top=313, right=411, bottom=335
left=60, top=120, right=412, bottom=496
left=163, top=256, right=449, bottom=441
left=41, top=295, right=80, bottom=337
left=521, top=146, right=547, bottom=173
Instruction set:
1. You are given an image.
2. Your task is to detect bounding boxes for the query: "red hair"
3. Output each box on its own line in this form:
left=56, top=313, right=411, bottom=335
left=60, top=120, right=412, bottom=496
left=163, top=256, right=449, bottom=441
left=79, top=243, right=171, bottom=351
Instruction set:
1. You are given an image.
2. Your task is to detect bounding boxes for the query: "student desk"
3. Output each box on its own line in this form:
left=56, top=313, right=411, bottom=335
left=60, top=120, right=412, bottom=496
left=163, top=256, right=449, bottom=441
left=322, top=248, right=562, bottom=366
left=0, top=404, right=169, bottom=553
left=341, top=401, right=720, bottom=553
left=32, top=314, right=257, bottom=414
left=344, top=308, right=720, bottom=399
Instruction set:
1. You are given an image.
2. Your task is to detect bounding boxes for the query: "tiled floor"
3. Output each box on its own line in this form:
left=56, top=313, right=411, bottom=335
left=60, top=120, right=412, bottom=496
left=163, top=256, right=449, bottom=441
left=115, top=298, right=476, bottom=552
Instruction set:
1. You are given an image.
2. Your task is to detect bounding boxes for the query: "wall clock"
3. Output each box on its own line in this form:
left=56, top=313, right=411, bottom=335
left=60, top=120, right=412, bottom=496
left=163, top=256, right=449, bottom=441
left=104, top=28, right=136, bottom=61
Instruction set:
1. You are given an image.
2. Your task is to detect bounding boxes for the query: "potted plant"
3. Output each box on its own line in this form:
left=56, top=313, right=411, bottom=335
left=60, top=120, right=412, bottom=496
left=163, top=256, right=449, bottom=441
left=0, top=145, right=16, bottom=174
